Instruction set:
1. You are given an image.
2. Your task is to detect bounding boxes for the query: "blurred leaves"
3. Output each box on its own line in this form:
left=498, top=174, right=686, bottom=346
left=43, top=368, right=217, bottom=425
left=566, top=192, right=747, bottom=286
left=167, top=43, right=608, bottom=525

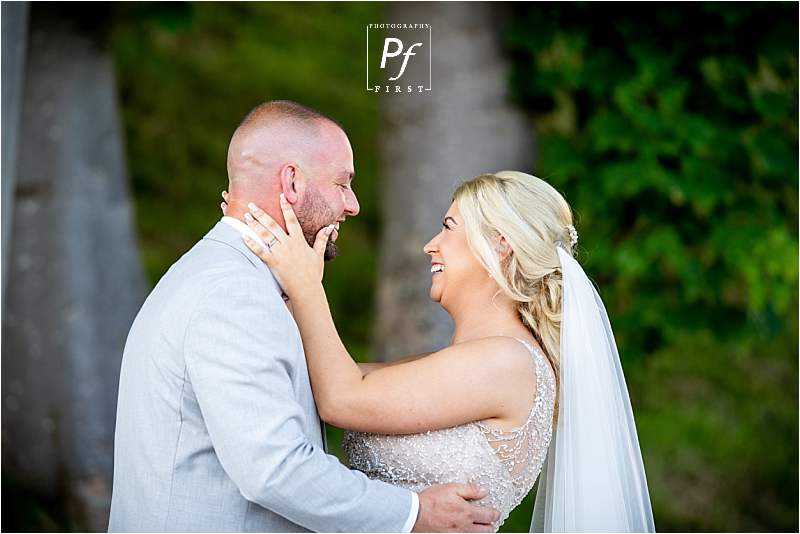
left=111, top=1, right=384, bottom=347
left=506, top=2, right=797, bottom=531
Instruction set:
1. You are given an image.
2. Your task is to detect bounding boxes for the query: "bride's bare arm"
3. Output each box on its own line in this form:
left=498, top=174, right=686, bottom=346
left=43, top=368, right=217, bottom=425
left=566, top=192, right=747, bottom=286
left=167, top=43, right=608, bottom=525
left=357, top=352, right=431, bottom=376
left=290, top=284, right=533, bottom=434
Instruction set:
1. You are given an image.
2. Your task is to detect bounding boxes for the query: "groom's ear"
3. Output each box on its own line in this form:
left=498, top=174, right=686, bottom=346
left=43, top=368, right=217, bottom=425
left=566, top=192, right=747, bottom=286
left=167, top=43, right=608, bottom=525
left=278, top=163, right=300, bottom=204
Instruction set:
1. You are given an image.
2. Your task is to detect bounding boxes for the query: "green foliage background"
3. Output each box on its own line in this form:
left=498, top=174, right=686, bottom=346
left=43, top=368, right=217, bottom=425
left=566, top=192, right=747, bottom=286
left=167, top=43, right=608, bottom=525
left=27, top=2, right=785, bottom=533
left=506, top=3, right=798, bottom=531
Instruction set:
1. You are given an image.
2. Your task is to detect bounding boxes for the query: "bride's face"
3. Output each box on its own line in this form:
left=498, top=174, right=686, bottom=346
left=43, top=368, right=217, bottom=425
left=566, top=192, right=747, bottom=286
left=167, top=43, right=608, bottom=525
left=423, top=202, right=487, bottom=307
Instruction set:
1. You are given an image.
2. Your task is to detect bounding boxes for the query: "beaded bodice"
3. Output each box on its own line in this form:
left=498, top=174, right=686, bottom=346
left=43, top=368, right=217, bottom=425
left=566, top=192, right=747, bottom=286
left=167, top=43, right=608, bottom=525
left=343, top=339, right=556, bottom=530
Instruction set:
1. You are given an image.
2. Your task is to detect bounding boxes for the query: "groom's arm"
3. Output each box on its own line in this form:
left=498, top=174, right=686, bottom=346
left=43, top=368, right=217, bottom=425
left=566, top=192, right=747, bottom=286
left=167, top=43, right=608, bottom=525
left=184, top=273, right=413, bottom=532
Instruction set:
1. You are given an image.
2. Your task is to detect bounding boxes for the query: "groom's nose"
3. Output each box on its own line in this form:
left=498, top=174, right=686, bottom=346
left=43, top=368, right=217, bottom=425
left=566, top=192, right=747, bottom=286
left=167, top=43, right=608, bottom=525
left=344, top=188, right=360, bottom=216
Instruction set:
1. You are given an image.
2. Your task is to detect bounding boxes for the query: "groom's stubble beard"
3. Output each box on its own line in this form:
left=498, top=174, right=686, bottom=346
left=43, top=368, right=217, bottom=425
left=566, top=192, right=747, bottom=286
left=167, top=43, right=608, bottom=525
left=295, top=182, right=339, bottom=261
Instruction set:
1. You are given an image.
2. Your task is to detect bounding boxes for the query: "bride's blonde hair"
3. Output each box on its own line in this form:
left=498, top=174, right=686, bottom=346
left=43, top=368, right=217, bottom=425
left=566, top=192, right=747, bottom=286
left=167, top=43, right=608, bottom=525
left=453, top=171, right=576, bottom=424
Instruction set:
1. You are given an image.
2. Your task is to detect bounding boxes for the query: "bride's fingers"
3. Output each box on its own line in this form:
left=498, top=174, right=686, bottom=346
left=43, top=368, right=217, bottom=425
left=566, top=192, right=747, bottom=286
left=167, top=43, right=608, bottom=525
left=313, top=225, right=334, bottom=258
left=247, top=202, right=287, bottom=243
left=278, top=193, right=304, bottom=237
left=220, top=191, right=230, bottom=215
left=241, top=235, right=272, bottom=264
left=243, top=212, right=281, bottom=245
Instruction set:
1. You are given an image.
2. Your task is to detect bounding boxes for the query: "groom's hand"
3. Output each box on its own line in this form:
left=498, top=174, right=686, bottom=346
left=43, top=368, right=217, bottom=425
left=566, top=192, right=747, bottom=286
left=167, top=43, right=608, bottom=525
left=414, top=483, right=499, bottom=532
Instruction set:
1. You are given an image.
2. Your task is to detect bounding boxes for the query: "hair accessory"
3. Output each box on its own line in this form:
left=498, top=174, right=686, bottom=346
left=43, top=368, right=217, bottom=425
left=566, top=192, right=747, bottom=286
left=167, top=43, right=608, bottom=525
left=566, top=224, right=578, bottom=246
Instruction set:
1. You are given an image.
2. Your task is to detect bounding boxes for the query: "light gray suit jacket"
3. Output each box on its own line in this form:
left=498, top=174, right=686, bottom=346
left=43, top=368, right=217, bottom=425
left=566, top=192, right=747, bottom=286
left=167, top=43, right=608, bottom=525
left=109, top=221, right=413, bottom=532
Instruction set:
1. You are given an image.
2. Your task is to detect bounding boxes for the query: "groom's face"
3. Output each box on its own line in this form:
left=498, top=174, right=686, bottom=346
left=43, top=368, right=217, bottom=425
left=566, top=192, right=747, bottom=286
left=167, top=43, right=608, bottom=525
left=293, top=123, right=359, bottom=261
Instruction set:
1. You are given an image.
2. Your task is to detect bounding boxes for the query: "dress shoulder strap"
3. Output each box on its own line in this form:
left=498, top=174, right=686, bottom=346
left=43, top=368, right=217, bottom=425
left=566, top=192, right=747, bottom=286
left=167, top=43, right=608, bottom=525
left=512, top=337, right=541, bottom=360
left=513, top=337, right=556, bottom=386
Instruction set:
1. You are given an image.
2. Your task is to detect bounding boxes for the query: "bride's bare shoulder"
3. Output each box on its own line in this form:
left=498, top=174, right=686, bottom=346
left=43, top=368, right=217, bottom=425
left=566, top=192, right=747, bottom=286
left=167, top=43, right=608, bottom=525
left=439, top=336, right=537, bottom=376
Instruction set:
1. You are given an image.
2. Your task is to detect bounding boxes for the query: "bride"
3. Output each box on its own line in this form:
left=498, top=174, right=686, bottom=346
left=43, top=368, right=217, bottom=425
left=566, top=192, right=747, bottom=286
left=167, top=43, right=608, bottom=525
left=228, top=170, right=655, bottom=532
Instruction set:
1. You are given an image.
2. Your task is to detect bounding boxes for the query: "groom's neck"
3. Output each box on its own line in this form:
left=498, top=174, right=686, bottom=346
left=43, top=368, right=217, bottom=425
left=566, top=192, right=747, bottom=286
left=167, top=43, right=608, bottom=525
left=223, top=200, right=251, bottom=221
left=224, top=194, right=281, bottom=225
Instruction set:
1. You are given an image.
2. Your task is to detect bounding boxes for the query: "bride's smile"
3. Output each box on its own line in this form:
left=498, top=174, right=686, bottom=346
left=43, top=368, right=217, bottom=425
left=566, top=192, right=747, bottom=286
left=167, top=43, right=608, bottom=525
left=424, top=203, right=498, bottom=308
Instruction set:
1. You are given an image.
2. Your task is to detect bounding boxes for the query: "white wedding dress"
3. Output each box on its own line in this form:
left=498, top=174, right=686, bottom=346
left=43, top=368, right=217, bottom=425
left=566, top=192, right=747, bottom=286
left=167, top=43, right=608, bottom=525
left=344, top=338, right=556, bottom=531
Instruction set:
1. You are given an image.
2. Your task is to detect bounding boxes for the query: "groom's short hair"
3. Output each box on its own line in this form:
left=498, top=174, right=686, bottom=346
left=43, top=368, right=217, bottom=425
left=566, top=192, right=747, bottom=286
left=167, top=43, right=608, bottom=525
left=237, top=100, right=344, bottom=133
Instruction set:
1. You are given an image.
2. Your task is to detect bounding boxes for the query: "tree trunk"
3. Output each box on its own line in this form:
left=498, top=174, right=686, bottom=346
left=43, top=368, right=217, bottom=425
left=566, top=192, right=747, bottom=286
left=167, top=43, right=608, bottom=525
left=2, top=1, right=29, bottom=309
left=1, top=6, right=145, bottom=530
left=375, top=2, right=535, bottom=360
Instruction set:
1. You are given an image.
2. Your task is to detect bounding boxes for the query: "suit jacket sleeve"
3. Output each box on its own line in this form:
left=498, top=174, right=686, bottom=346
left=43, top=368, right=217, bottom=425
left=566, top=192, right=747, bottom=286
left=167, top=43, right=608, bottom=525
left=184, top=273, right=414, bottom=532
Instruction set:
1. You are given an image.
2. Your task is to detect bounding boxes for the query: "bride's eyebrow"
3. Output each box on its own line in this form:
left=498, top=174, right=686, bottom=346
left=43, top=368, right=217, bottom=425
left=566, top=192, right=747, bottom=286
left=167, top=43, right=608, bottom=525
left=444, top=216, right=458, bottom=226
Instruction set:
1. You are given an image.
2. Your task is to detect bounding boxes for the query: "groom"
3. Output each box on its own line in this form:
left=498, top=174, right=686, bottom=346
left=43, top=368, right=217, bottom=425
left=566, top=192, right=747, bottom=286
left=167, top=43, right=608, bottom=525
left=109, top=100, right=498, bottom=532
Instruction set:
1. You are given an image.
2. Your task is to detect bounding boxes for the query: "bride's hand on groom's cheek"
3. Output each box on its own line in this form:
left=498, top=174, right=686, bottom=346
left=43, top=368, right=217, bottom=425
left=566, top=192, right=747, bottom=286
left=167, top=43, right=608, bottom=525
left=241, top=194, right=334, bottom=297
left=220, top=190, right=229, bottom=215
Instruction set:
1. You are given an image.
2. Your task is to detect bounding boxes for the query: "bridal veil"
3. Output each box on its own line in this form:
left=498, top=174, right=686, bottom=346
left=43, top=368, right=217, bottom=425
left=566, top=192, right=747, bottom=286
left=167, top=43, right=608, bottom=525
left=530, top=244, right=656, bottom=532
